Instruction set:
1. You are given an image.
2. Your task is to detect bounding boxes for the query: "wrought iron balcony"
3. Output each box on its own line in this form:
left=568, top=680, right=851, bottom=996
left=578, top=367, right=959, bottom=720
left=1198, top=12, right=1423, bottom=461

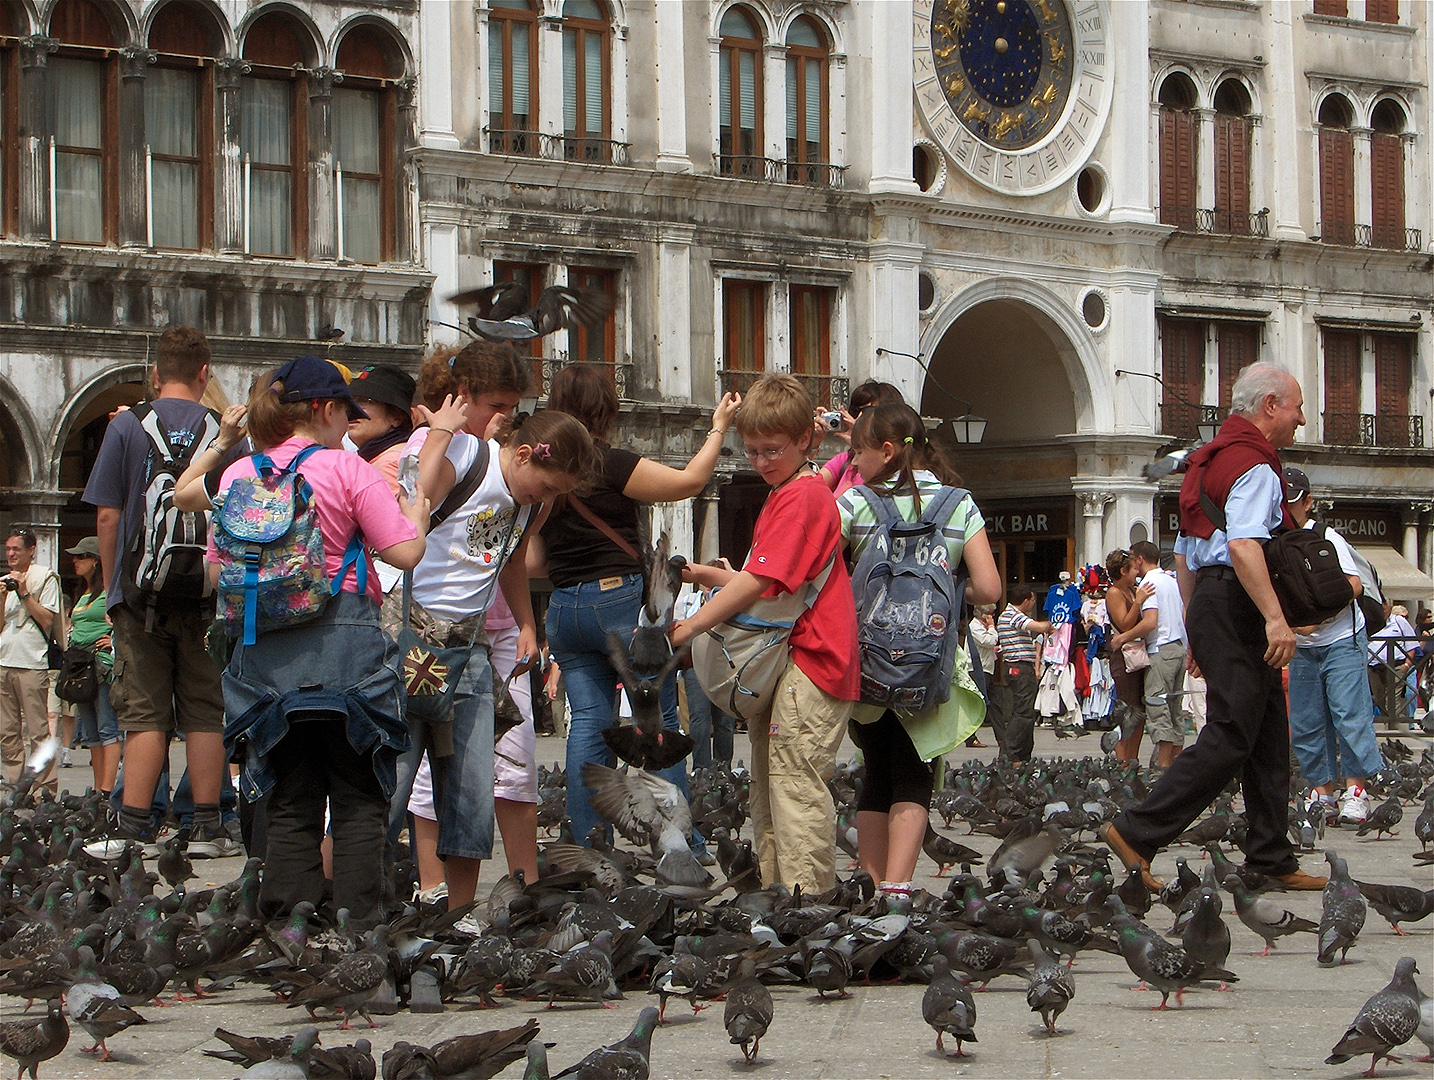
left=531, top=359, right=634, bottom=401
left=1317, top=221, right=1422, bottom=251
left=485, top=127, right=540, bottom=157
left=719, top=369, right=850, bottom=409
left=1323, top=412, right=1425, bottom=449
left=785, top=161, right=847, bottom=188
left=1159, top=206, right=1269, bottom=237
left=1160, top=402, right=1225, bottom=441
left=712, top=153, right=784, bottom=181
left=540, top=134, right=631, bottom=166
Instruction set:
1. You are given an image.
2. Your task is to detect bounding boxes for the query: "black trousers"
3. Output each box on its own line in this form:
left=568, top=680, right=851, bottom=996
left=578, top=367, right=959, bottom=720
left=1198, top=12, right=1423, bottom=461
left=1001, top=661, right=1039, bottom=762
left=1112, top=571, right=1298, bottom=876
left=258, top=718, right=389, bottom=930
left=850, top=710, right=935, bottom=814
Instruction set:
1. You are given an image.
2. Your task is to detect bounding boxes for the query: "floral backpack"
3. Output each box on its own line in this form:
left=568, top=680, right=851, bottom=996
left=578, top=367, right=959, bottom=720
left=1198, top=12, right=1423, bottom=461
left=212, top=445, right=365, bottom=646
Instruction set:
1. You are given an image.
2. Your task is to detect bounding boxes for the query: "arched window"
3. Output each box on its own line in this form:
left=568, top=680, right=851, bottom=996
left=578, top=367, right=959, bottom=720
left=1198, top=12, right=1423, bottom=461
left=146, top=2, right=222, bottom=251
left=241, top=11, right=311, bottom=257
left=489, top=0, right=538, bottom=156
left=1157, top=73, right=1197, bottom=231
left=561, top=0, right=611, bottom=162
left=1316, top=94, right=1354, bottom=246
left=1370, top=99, right=1406, bottom=251
left=335, top=25, right=403, bottom=264
left=48, top=0, right=117, bottom=243
left=784, top=16, right=828, bottom=184
left=718, top=7, right=763, bottom=177
left=1212, top=80, right=1251, bottom=235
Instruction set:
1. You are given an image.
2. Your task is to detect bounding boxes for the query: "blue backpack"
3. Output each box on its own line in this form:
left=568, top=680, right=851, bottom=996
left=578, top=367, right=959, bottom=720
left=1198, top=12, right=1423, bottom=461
left=848, top=485, right=968, bottom=712
left=212, top=445, right=365, bottom=645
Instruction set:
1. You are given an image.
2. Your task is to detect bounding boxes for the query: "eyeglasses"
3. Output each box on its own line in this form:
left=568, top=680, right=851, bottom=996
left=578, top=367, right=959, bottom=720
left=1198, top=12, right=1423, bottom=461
left=744, top=442, right=792, bottom=462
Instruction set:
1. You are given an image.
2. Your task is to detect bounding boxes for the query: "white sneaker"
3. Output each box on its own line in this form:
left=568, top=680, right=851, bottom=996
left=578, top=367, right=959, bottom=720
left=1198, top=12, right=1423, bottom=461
left=61, top=749, right=72, bottom=768
left=413, top=883, right=448, bottom=905
left=1337, top=786, right=1371, bottom=826
left=188, top=830, right=243, bottom=858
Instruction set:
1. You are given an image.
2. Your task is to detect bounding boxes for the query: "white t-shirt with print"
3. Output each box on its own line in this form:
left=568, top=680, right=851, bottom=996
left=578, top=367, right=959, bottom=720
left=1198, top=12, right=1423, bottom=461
left=406, top=429, right=533, bottom=621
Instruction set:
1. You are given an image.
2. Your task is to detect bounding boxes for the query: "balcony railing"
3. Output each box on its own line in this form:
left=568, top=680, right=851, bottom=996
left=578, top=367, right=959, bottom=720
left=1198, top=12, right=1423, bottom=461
left=1158, top=206, right=1269, bottom=237
left=486, top=127, right=540, bottom=157
left=1318, top=221, right=1423, bottom=251
left=720, top=369, right=850, bottom=410
left=713, top=153, right=784, bottom=181
left=1323, top=412, right=1425, bottom=449
left=785, top=161, right=847, bottom=188
left=540, top=134, right=631, bottom=166
left=531, top=359, right=634, bottom=400
left=1160, top=402, right=1225, bottom=441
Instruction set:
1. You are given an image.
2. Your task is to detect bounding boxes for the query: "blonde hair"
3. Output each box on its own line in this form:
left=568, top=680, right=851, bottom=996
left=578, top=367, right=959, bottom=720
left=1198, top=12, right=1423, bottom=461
left=734, top=374, right=815, bottom=444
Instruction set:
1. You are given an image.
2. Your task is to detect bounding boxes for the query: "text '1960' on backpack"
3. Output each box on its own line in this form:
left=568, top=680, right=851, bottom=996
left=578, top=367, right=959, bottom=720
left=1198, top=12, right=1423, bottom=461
left=848, top=485, right=968, bottom=712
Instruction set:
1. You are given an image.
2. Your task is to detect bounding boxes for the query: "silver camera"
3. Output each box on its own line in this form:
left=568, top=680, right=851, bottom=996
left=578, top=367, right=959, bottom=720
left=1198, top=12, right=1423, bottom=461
left=820, top=410, right=843, bottom=431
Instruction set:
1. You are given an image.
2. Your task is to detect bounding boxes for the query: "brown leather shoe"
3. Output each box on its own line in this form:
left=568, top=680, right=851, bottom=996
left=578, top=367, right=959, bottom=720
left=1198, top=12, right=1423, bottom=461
left=1275, top=869, right=1328, bottom=891
left=1098, top=821, right=1164, bottom=891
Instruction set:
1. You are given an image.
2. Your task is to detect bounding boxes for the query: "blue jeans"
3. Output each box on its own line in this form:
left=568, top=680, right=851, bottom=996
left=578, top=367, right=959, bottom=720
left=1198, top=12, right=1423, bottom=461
left=1289, top=628, right=1385, bottom=787
left=547, top=575, right=699, bottom=849
left=683, top=668, right=733, bottom=769
left=388, top=647, right=495, bottom=861
left=75, top=680, right=120, bottom=748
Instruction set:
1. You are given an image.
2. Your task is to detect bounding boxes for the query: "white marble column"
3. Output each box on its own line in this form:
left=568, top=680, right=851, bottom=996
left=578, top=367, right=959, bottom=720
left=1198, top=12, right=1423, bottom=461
left=655, top=1, right=689, bottom=171
left=1403, top=504, right=1423, bottom=567
left=418, top=0, right=461, bottom=149
left=1266, top=1, right=1305, bottom=240
left=867, top=237, right=924, bottom=399
left=1080, top=492, right=1113, bottom=568
left=763, top=43, right=786, bottom=164
left=1106, top=3, right=1154, bottom=222
left=1197, top=108, right=1216, bottom=217
left=539, top=14, right=564, bottom=141
left=867, top=0, right=917, bottom=193
left=656, top=225, right=695, bottom=400
left=426, top=223, right=461, bottom=343
left=1353, top=127, right=1373, bottom=234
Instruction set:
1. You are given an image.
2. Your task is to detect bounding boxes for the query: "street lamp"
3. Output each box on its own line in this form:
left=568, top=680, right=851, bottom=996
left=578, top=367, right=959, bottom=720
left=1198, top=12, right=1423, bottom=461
left=877, top=347, right=988, bottom=445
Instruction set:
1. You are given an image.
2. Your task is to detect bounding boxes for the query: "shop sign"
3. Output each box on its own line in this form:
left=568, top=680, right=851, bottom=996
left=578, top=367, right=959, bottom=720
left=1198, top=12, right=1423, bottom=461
left=983, top=505, right=1070, bottom=537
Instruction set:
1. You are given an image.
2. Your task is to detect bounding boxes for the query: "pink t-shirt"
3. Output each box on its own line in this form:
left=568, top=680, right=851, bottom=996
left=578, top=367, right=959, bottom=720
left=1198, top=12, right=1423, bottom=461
left=208, top=437, right=417, bottom=602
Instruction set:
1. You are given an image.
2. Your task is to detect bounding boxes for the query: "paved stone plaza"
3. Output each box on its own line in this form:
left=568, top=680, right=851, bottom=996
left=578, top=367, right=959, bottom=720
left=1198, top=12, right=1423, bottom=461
left=20, top=726, right=1434, bottom=1080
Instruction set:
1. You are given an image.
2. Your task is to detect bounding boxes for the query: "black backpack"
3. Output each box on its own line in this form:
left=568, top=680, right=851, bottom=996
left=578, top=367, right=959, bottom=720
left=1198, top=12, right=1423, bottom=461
left=1198, top=476, right=1353, bottom=627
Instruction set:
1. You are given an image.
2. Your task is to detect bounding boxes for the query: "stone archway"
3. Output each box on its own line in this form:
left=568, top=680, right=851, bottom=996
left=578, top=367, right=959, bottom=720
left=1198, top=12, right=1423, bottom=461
left=50, top=366, right=148, bottom=556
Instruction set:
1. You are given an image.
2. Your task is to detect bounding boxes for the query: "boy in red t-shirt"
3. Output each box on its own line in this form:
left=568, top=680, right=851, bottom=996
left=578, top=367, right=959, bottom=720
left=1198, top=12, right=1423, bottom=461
left=672, top=375, right=858, bottom=892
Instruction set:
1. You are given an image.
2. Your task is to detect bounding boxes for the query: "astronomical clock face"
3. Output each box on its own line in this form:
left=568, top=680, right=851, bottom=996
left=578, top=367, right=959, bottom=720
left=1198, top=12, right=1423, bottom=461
left=913, top=0, right=1112, bottom=196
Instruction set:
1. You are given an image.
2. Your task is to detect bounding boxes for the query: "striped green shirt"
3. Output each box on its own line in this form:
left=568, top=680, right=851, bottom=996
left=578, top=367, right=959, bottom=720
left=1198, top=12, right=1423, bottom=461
left=837, top=471, right=985, bottom=568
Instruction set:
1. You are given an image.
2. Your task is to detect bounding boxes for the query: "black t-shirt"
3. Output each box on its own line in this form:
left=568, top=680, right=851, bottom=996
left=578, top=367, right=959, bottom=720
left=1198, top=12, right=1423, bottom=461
left=542, top=447, right=643, bottom=588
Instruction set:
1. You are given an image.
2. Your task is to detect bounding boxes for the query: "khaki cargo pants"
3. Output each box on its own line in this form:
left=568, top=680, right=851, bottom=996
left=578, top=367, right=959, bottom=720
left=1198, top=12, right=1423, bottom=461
left=748, top=659, right=853, bottom=894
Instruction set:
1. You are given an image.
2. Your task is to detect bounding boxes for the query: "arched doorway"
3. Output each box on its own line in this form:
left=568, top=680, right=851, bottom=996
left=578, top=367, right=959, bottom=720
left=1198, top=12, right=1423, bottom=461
left=919, top=295, right=1088, bottom=597
left=54, top=377, right=147, bottom=563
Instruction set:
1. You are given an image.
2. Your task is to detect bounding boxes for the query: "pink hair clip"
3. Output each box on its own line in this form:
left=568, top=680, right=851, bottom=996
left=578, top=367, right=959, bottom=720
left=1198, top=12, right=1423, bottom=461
left=532, top=442, right=552, bottom=460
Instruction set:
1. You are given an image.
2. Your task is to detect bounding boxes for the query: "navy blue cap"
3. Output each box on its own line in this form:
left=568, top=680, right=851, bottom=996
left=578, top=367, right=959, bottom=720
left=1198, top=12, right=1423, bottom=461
left=272, top=355, right=367, bottom=421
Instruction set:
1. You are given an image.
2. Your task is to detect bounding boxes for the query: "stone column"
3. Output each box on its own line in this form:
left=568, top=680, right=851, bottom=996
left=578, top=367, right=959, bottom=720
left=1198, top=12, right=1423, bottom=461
left=18, top=36, right=57, bottom=241
left=654, top=1, right=689, bottom=171
left=119, top=48, right=156, bottom=248
left=305, top=67, right=341, bottom=262
left=1196, top=108, right=1215, bottom=218
left=1352, top=126, right=1373, bottom=237
left=867, top=0, right=916, bottom=193
left=418, top=0, right=460, bottom=149
left=763, top=42, right=786, bottom=166
left=214, top=59, right=250, bottom=255
left=1080, top=492, right=1114, bottom=568
left=1402, top=503, right=1425, bottom=567
left=655, top=224, right=695, bottom=401
left=696, top=476, right=731, bottom=564
left=393, top=77, right=417, bottom=264
left=1107, top=8, right=1153, bottom=222
left=539, top=14, right=564, bottom=148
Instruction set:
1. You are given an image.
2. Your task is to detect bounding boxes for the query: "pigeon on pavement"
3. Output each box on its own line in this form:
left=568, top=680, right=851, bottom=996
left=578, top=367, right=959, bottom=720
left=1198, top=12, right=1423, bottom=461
left=1355, top=880, right=1434, bottom=935
left=1319, top=851, right=1367, bottom=966
left=1325, top=956, right=1421, bottom=1077
left=922, top=954, right=977, bottom=1057
left=1357, top=795, right=1404, bottom=840
left=0, top=1001, right=68, bottom=1080
left=1223, top=875, right=1317, bottom=956
left=723, top=957, right=773, bottom=1064
left=582, top=763, right=706, bottom=888
left=65, top=948, right=147, bottom=1061
left=1107, top=897, right=1237, bottom=1009
left=287, top=926, right=390, bottom=1029
left=1179, top=888, right=1233, bottom=991
left=1024, top=939, right=1074, bottom=1035
left=552, top=1005, right=659, bottom=1079
left=242, top=1028, right=321, bottom=1080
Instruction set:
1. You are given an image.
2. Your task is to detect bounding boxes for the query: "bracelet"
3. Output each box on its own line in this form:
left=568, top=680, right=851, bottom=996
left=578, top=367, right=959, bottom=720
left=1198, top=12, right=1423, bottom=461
left=708, top=428, right=725, bottom=438
left=431, top=426, right=456, bottom=436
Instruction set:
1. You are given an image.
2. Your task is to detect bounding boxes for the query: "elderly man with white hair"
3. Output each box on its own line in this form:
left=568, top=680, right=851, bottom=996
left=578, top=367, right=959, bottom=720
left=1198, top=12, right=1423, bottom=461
left=1100, top=362, right=1327, bottom=892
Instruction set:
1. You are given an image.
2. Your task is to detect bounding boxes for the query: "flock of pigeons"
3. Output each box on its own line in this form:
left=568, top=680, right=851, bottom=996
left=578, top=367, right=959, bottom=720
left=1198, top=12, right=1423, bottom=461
left=0, top=717, right=1431, bottom=1078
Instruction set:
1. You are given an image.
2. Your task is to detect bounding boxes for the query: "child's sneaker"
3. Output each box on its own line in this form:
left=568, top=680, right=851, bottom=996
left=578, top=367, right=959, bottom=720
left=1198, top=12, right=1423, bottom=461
left=1337, top=785, right=1371, bottom=826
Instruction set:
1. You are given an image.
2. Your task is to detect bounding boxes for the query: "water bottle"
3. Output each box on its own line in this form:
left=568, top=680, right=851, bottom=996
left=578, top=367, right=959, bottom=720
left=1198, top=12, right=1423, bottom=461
left=398, top=453, right=419, bottom=502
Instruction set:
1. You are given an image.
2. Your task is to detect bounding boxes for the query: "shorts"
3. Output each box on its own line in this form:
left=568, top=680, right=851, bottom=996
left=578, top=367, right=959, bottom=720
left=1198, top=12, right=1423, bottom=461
left=488, top=622, right=537, bottom=804
left=110, top=603, right=225, bottom=735
left=74, top=681, right=121, bottom=748
left=850, top=709, right=936, bottom=814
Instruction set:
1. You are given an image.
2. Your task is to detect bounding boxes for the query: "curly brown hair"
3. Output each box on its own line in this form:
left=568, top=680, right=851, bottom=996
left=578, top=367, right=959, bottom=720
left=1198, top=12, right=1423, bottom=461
left=415, top=340, right=529, bottom=410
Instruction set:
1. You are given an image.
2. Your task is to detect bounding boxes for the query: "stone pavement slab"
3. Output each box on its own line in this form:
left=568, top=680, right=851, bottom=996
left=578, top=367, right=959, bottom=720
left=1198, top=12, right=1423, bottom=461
left=24, top=727, right=1434, bottom=1080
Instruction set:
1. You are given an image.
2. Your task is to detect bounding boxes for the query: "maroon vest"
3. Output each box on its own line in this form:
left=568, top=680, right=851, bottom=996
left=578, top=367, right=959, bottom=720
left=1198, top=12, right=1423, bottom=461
left=1179, top=414, right=1294, bottom=539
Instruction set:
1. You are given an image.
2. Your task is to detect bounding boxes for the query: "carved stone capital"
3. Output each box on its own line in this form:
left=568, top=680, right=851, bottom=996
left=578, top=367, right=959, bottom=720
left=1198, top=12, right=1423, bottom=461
left=302, top=66, right=344, bottom=99
left=215, top=57, right=253, bottom=90
left=120, top=47, right=158, bottom=79
left=1080, top=492, right=1114, bottom=517
left=19, top=36, right=58, bottom=69
left=395, top=75, right=417, bottom=109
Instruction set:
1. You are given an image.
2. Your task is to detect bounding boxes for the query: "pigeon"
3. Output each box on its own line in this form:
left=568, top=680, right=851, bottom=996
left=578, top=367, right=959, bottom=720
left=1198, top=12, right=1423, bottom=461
left=1024, top=940, right=1074, bottom=1036
left=922, top=954, right=977, bottom=1057
left=426, top=1020, right=542, bottom=1080
left=551, top=1006, right=658, bottom=1079
left=310, top=1039, right=376, bottom=1080
left=1326, top=956, right=1422, bottom=1077
left=0, top=1001, right=67, bottom=1079
left=723, top=957, right=773, bottom=1064
left=447, top=280, right=531, bottom=322
left=1415, top=981, right=1433, bottom=1064
left=1319, top=851, right=1367, bottom=966
left=922, top=826, right=983, bottom=877
left=524, top=1042, right=549, bottom=1080
left=205, top=1029, right=295, bottom=1069
left=65, top=949, right=147, bottom=1062
left=449, top=934, right=513, bottom=1008
left=287, top=925, right=391, bottom=1029
left=1223, top=875, right=1317, bottom=956
left=1179, top=889, right=1233, bottom=991
left=1356, top=795, right=1404, bottom=839
left=603, top=538, right=694, bottom=771
left=156, top=827, right=194, bottom=890
left=931, top=927, right=1031, bottom=989
left=801, top=929, right=853, bottom=999
left=381, top=1041, right=440, bottom=1080
left=1414, top=791, right=1434, bottom=853
left=648, top=936, right=709, bottom=1021
left=1108, top=897, right=1237, bottom=1010
left=581, top=763, right=707, bottom=887
left=987, top=821, right=1065, bottom=885
left=530, top=930, right=617, bottom=1008
left=1355, top=881, right=1434, bottom=935
left=243, top=1028, right=321, bottom=1080
left=451, top=283, right=613, bottom=343
left=1143, top=447, right=1193, bottom=480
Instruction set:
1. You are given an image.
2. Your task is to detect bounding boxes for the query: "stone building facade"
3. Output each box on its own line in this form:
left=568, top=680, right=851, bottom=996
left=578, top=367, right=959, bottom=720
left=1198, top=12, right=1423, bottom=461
left=2, top=0, right=1430, bottom=604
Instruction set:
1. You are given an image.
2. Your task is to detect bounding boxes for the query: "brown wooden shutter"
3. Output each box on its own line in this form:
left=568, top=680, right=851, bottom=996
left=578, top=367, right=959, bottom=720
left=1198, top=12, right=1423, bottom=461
left=1312, top=0, right=1348, bottom=14
left=1365, top=0, right=1397, bottom=23
left=1216, top=323, right=1257, bottom=407
left=1159, top=108, right=1197, bottom=227
left=1322, top=330, right=1360, bottom=444
left=1214, top=115, right=1251, bottom=233
left=1160, top=317, right=1205, bottom=437
left=1370, top=132, right=1405, bottom=248
left=1373, top=333, right=1411, bottom=445
left=1318, top=128, right=1354, bottom=242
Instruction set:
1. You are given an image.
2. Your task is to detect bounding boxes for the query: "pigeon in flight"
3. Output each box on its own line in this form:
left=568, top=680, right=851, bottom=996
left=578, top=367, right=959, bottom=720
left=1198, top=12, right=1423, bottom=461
left=449, top=281, right=614, bottom=342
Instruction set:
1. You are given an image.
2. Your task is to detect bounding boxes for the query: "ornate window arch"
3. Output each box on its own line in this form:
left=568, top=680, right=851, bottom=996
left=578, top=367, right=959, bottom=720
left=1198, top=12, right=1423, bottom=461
left=783, top=14, right=827, bottom=183
left=332, top=20, right=406, bottom=263
left=716, top=4, right=764, bottom=177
